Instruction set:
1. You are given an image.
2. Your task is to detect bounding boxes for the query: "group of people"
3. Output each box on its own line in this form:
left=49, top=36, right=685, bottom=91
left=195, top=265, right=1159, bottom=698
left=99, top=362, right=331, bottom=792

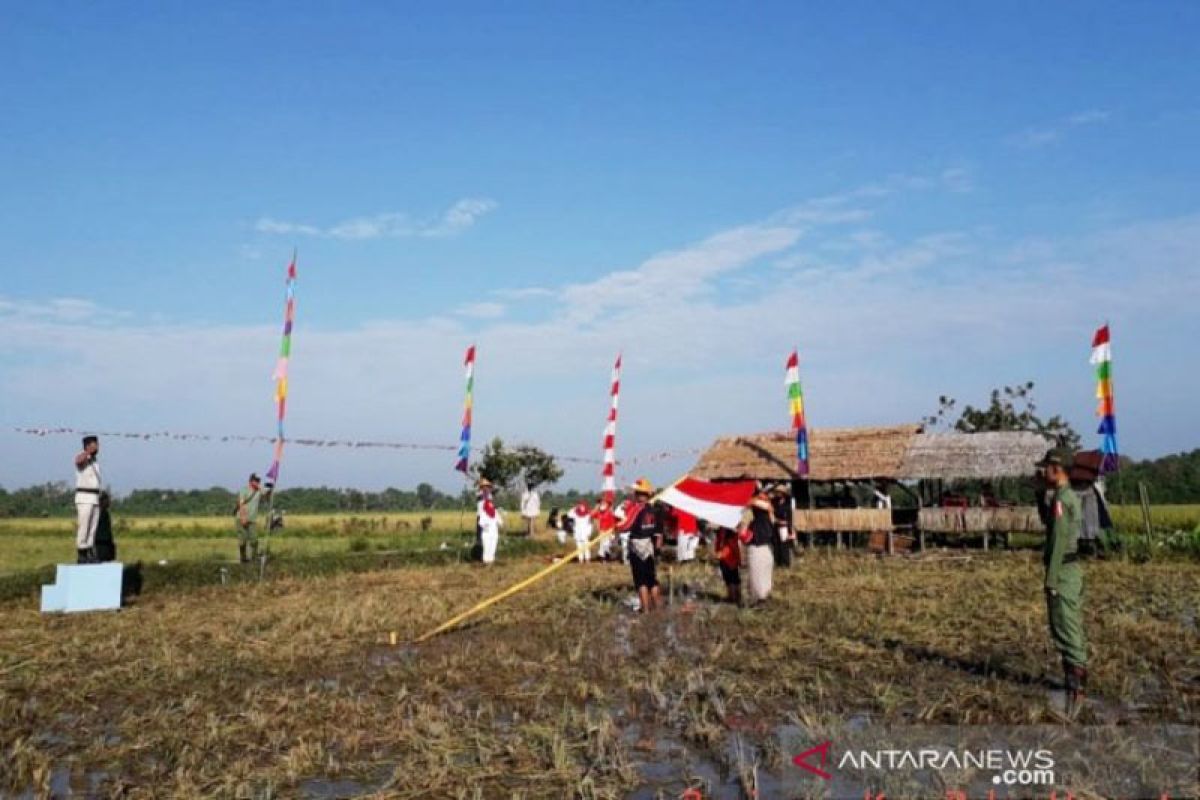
left=532, top=478, right=802, bottom=613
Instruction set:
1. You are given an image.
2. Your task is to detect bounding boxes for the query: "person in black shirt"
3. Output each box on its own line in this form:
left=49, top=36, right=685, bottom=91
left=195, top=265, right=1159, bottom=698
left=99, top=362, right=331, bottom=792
left=740, top=491, right=776, bottom=603
left=618, top=478, right=663, bottom=612
left=93, top=491, right=117, bottom=563
left=770, top=485, right=794, bottom=567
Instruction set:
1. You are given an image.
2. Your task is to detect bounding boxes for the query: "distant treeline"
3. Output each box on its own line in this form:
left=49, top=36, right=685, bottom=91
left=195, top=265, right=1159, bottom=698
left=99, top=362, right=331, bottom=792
left=3, top=448, right=1198, bottom=517
left=0, top=482, right=599, bottom=518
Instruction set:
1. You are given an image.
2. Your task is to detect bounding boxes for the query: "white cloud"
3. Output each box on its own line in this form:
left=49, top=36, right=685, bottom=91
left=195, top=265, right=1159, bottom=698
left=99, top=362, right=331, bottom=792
left=253, top=197, right=497, bottom=241
left=1010, top=109, right=1113, bottom=148
left=4, top=184, right=1198, bottom=493
left=455, top=301, right=506, bottom=319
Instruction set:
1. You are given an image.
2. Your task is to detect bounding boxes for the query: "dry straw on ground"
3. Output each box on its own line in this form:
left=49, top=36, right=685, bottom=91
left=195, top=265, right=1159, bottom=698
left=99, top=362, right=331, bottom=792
left=1, top=553, right=1196, bottom=798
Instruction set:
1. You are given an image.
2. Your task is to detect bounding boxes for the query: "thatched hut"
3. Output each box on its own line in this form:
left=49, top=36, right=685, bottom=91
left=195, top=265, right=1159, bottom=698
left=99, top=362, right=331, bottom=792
left=690, top=424, right=1051, bottom=551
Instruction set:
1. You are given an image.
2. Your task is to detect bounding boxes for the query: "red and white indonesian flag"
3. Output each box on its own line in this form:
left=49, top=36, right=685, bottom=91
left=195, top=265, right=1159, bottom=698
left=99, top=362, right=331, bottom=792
left=658, top=477, right=756, bottom=530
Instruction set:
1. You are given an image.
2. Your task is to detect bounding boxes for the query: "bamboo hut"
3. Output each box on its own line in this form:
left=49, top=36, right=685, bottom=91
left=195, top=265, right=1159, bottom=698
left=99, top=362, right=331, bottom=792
left=690, top=425, right=1051, bottom=551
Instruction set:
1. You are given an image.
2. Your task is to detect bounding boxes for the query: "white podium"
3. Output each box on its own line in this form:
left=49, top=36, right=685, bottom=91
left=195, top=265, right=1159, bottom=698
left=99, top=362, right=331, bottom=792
left=41, top=563, right=123, bottom=613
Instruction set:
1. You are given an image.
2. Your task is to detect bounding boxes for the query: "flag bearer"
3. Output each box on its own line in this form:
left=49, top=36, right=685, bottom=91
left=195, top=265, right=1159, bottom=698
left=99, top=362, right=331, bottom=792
left=739, top=490, right=776, bottom=604
left=1036, top=448, right=1089, bottom=718
left=618, top=478, right=663, bottom=612
left=236, top=473, right=263, bottom=563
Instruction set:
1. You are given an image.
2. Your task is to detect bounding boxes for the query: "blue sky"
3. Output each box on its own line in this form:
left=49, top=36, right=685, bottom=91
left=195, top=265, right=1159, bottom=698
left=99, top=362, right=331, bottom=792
left=2, top=1, right=1199, bottom=492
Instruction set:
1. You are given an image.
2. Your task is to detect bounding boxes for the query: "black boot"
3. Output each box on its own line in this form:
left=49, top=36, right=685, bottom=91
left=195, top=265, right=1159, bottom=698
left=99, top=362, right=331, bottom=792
left=77, top=548, right=88, bottom=564
left=1064, top=664, right=1087, bottom=719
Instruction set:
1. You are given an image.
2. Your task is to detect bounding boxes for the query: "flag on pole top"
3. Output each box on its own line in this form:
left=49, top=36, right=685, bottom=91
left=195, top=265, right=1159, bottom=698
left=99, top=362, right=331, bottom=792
left=1089, top=324, right=1118, bottom=473
left=454, top=345, right=476, bottom=473
left=786, top=349, right=809, bottom=476
left=265, top=253, right=296, bottom=483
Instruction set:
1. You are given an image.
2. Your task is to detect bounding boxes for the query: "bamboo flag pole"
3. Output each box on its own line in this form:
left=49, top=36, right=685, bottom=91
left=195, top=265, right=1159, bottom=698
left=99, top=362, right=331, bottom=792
left=413, top=529, right=612, bottom=643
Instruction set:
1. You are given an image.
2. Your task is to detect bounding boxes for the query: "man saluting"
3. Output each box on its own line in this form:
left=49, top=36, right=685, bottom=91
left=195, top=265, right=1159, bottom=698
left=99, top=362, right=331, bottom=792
left=1036, top=448, right=1089, bottom=719
left=73, top=436, right=103, bottom=563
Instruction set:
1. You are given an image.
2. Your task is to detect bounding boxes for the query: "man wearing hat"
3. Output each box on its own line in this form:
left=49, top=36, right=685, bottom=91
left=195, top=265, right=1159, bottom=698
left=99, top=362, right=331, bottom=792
left=1036, top=447, right=1089, bottom=717
left=617, top=478, right=663, bottom=612
left=236, top=473, right=263, bottom=564
left=477, top=478, right=503, bottom=565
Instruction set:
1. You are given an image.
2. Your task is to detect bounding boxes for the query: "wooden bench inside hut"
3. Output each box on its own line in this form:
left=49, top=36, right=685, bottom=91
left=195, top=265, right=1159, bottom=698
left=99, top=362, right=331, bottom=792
left=690, top=425, right=1050, bottom=553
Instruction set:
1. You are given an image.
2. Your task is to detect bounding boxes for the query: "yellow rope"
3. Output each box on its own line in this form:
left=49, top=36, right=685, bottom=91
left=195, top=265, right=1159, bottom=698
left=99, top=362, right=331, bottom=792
left=412, top=530, right=613, bottom=644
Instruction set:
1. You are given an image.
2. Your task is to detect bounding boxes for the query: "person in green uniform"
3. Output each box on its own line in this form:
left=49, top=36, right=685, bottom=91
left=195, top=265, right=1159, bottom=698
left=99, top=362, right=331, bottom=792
left=236, top=473, right=263, bottom=564
left=1036, top=448, right=1088, bottom=717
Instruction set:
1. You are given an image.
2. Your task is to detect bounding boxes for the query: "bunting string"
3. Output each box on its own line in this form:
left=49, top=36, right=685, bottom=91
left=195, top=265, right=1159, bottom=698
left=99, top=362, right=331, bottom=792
left=454, top=345, right=475, bottom=473
left=601, top=353, right=622, bottom=504
left=785, top=349, right=810, bottom=476
left=9, top=425, right=701, bottom=467
left=1089, top=323, right=1118, bottom=473
left=265, top=255, right=297, bottom=483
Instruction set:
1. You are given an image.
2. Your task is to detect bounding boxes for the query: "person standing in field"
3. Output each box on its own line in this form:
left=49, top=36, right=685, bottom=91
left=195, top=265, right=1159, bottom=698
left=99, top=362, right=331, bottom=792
left=569, top=500, right=593, bottom=563
left=236, top=473, right=263, bottom=564
left=477, top=478, right=503, bottom=565
left=1036, top=448, right=1089, bottom=718
left=520, top=485, right=541, bottom=538
left=73, top=435, right=103, bottom=563
left=770, top=485, right=794, bottom=567
left=618, top=479, right=663, bottom=612
left=93, top=491, right=117, bottom=563
left=593, top=497, right=617, bottom=560
left=739, top=490, right=776, bottom=604
left=712, top=526, right=742, bottom=604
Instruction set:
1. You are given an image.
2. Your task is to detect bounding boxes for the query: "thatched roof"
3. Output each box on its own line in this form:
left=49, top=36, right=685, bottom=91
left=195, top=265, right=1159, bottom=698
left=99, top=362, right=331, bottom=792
left=690, top=425, right=921, bottom=482
left=899, top=431, right=1050, bottom=480
left=691, top=426, right=1051, bottom=482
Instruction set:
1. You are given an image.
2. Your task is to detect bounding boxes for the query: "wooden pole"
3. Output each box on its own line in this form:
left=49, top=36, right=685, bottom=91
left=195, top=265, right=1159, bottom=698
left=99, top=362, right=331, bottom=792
left=1138, top=481, right=1153, bottom=550
left=414, top=530, right=609, bottom=643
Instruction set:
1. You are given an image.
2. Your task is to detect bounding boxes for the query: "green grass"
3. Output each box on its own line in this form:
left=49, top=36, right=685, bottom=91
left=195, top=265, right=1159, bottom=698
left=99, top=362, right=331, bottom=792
left=0, top=510, right=490, bottom=575
left=1109, top=503, right=1200, bottom=532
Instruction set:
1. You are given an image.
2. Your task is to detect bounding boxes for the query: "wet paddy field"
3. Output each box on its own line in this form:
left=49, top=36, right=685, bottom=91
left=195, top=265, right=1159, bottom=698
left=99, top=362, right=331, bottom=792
left=2, top=551, right=1196, bottom=798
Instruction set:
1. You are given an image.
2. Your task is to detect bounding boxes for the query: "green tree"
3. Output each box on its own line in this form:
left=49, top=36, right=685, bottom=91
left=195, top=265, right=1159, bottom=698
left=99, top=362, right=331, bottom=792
left=923, top=381, right=1081, bottom=449
left=472, top=437, right=523, bottom=490
left=415, top=482, right=436, bottom=509
left=513, top=444, right=564, bottom=491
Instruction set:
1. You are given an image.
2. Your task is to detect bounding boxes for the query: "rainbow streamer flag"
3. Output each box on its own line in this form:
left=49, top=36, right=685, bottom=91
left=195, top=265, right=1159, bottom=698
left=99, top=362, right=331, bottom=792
left=785, top=349, right=809, bottom=476
left=1090, top=324, right=1118, bottom=473
left=266, top=254, right=297, bottom=483
left=454, top=345, right=475, bottom=473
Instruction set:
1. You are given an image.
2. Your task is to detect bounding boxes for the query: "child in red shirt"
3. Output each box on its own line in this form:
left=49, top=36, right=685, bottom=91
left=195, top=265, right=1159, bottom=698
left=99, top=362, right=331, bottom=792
left=713, top=527, right=742, bottom=604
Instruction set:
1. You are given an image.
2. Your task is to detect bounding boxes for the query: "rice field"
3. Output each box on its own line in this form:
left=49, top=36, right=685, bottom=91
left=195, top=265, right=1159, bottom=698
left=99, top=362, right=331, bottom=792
left=0, top=511, right=486, bottom=575
left=2, top=550, right=1196, bottom=798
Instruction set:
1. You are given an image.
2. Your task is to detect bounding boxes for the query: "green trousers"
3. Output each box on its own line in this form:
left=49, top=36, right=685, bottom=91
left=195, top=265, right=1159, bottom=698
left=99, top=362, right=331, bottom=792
left=1046, top=564, right=1087, bottom=668
left=238, top=521, right=259, bottom=557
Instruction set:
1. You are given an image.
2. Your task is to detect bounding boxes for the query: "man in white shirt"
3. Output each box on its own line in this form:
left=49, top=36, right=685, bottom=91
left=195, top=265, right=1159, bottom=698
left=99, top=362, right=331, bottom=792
left=520, top=486, right=541, bottom=538
left=569, top=501, right=593, bottom=563
left=73, top=436, right=103, bottom=563
left=477, top=479, right=503, bottom=564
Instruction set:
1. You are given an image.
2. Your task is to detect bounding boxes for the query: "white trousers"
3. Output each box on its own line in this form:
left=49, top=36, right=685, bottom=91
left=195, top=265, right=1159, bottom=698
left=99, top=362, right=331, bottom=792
left=76, top=502, right=100, bottom=549
left=676, top=534, right=699, bottom=562
left=574, top=531, right=591, bottom=562
left=556, top=527, right=568, bottom=545
left=481, top=527, right=499, bottom=563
